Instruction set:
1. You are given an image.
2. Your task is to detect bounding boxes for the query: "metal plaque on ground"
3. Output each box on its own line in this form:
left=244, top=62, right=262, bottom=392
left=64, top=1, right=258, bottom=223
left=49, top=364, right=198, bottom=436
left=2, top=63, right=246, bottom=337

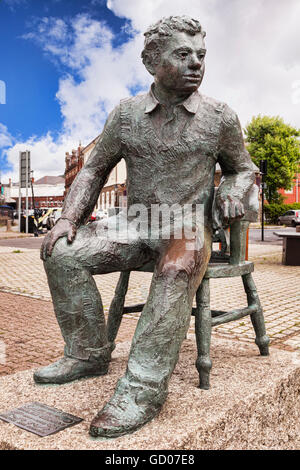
left=0, top=402, right=83, bottom=437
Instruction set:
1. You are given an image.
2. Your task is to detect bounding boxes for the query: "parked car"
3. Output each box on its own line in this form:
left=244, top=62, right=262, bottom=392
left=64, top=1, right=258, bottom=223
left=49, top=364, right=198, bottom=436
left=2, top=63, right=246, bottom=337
left=90, top=211, right=97, bottom=222
left=45, top=208, right=62, bottom=230
left=0, top=205, right=14, bottom=220
left=95, top=209, right=108, bottom=220
left=277, top=210, right=300, bottom=227
left=94, top=208, right=123, bottom=221
left=53, top=208, right=62, bottom=224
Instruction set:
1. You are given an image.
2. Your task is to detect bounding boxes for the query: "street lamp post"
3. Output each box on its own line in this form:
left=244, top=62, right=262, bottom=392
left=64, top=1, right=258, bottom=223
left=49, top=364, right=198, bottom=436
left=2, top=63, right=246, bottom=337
left=260, top=160, right=267, bottom=242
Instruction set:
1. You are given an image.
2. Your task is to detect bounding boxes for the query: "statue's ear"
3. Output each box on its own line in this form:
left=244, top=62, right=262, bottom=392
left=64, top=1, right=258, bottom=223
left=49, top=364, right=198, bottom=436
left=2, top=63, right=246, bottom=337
left=143, top=58, right=156, bottom=76
left=142, top=44, right=160, bottom=76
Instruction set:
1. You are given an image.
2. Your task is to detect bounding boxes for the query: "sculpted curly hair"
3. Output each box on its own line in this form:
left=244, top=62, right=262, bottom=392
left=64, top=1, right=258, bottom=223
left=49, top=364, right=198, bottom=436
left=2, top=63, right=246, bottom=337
left=141, top=16, right=206, bottom=70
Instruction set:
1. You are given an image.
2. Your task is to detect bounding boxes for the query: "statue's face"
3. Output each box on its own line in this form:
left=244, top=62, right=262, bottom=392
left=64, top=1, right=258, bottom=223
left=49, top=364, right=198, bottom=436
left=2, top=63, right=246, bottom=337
left=153, top=31, right=206, bottom=93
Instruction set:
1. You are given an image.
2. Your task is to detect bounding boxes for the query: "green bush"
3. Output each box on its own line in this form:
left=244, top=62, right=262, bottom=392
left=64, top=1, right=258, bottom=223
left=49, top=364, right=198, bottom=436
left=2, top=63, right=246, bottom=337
left=264, top=203, right=300, bottom=224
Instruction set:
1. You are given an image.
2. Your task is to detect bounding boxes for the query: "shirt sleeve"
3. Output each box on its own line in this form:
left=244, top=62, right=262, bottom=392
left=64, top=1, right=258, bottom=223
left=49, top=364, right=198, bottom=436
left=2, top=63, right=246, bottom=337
left=61, top=104, right=123, bottom=226
left=217, top=104, right=255, bottom=199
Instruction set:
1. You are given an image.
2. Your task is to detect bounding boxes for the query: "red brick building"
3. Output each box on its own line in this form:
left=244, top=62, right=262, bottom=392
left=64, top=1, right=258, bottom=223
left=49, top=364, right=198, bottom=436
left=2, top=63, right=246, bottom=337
left=64, top=136, right=127, bottom=209
left=64, top=145, right=84, bottom=196
left=279, top=171, right=300, bottom=204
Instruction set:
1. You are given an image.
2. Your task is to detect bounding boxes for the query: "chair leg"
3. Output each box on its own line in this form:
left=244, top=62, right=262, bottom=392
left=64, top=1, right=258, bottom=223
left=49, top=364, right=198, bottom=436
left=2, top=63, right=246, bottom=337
left=242, top=273, right=270, bottom=356
left=195, top=278, right=212, bottom=390
left=107, top=271, right=130, bottom=348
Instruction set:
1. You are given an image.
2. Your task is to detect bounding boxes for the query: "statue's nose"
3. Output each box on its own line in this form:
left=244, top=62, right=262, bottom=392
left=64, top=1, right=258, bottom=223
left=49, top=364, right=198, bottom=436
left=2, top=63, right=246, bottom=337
left=189, top=54, right=202, bottom=70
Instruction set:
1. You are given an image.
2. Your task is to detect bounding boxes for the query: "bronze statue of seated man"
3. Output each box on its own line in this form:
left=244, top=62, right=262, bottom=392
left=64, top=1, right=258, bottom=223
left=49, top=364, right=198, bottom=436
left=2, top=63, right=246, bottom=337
left=36, top=16, right=255, bottom=438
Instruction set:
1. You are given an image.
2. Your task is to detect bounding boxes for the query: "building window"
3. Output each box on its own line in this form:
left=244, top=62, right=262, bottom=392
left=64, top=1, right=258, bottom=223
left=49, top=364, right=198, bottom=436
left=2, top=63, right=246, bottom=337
left=111, top=190, right=115, bottom=208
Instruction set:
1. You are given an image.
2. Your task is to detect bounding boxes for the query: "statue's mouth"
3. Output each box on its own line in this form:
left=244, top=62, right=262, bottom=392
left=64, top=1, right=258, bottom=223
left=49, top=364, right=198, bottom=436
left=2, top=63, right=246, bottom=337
left=184, top=75, right=201, bottom=80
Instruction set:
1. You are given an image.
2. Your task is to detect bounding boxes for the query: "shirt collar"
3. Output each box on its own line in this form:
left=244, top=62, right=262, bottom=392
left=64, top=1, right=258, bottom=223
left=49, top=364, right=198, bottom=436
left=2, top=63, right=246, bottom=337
left=144, top=84, right=201, bottom=115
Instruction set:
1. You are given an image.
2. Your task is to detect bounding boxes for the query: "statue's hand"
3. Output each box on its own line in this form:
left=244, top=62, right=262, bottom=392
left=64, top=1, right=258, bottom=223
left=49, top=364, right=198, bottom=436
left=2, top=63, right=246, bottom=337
left=213, top=194, right=244, bottom=228
left=40, top=218, right=77, bottom=261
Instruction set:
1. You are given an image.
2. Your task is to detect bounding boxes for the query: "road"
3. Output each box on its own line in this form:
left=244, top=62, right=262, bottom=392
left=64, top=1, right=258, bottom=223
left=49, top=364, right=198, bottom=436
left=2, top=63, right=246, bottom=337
left=0, top=227, right=296, bottom=249
left=249, top=227, right=294, bottom=245
left=0, top=235, right=45, bottom=249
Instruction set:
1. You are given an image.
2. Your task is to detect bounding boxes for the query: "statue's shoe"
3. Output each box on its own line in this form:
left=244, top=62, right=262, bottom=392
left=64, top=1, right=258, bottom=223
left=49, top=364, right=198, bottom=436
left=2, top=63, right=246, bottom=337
left=33, top=357, right=109, bottom=384
left=89, top=378, right=166, bottom=438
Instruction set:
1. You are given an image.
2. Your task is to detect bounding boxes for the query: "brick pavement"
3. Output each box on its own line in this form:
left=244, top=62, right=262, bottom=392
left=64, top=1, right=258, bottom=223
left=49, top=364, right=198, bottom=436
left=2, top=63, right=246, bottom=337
left=0, top=292, right=139, bottom=377
left=0, top=242, right=299, bottom=377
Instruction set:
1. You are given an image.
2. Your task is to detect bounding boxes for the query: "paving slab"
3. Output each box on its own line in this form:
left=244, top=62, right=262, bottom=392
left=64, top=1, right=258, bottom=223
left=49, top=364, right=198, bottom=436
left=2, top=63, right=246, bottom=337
left=0, top=335, right=299, bottom=450
left=0, top=292, right=139, bottom=376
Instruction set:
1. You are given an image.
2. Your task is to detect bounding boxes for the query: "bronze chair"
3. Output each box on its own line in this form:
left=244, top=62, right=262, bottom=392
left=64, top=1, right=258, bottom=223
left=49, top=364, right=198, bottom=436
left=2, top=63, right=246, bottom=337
left=106, top=185, right=270, bottom=390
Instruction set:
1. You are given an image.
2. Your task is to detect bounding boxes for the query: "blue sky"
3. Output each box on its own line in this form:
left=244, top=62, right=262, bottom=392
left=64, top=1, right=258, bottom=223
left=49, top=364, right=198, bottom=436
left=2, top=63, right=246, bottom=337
left=1, top=1, right=128, bottom=138
left=1, top=0, right=300, bottom=183
left=0, top=0, right=132, bottom=178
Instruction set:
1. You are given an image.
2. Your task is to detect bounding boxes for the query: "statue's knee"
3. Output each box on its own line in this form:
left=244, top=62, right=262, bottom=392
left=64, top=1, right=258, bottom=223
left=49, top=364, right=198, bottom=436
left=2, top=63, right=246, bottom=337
left=44, top=237, right=67, bottom=269
left=159, top=262, right=189, bottom=281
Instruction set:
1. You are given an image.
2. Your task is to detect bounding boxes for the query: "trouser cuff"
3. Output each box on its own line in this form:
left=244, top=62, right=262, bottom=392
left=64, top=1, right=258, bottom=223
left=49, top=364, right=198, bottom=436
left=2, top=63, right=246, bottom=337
left=64, top=342, right=113, bottom=362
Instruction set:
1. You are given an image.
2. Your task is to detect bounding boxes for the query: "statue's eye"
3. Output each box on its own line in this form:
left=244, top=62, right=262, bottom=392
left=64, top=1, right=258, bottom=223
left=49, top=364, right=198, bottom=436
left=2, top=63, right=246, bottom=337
left=178, top=51, right=188, bottom=59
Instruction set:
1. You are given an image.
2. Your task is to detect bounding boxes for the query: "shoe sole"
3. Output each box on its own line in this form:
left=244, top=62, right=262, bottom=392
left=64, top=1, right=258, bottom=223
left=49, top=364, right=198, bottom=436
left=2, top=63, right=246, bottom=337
left=33, top=367, right=109, bottom=385
left=89, top=410, right=161, bottom=439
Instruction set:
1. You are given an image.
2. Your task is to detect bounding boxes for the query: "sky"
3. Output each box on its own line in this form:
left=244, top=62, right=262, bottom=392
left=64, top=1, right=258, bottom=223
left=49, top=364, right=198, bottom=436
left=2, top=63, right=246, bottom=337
left=1, top=0, right=300, bottom=183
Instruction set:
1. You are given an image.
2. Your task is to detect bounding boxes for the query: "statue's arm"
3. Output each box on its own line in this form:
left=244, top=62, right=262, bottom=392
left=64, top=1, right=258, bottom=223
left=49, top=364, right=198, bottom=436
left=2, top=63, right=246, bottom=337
left=40, top=105, right=123, bottom=260
left=214, top=104, right=255, bottom=226
left=61, top=105, right=123, bottom=226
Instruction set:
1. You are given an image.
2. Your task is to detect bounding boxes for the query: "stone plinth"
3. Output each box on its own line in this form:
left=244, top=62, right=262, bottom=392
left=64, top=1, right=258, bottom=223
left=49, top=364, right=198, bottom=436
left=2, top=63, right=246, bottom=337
left=0, top=336, right=299, bottom=450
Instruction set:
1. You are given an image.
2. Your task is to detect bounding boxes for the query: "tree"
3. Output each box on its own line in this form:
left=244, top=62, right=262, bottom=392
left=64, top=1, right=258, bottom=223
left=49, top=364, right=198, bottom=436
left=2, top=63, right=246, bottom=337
left=245, top=115, right=300, bottom=204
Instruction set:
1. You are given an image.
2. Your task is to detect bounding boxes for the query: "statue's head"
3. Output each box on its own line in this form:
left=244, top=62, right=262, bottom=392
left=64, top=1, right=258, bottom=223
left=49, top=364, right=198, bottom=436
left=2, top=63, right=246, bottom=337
left=142, top=16, right=206, bottom=93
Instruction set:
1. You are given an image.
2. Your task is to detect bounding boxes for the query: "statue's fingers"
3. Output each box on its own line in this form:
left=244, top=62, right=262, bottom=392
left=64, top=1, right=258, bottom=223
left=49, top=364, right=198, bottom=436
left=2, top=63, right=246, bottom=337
left=240, top=202, right=245, bottom=217
left=222, top=200, right=229, bottom=224
left=67, top=225, right=77, bottom=244
left=40, top=241, right=46, bottom=261
left=229, top=201, right=236, bottom=219
left=235, top=202, right=244, bottom=219
left=47, top=233, right=59, bottom=258
left=40, top=234, right=50, bottom=261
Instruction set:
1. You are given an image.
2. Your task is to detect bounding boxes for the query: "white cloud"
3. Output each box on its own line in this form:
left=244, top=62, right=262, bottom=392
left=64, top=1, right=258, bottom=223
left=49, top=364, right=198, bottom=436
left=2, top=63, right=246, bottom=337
left=0, top=124, right=13, bottom=149
left=3, top=133, right=79, bottom=183
left=2, top=0, right=300, bottom=183
left=2, top=13, right=150, bottom=183
left=107, top=0, right=300, bottom=128
left=21, top=13, right=150, bottom=143
left=3, top=0, right=27, bottom=10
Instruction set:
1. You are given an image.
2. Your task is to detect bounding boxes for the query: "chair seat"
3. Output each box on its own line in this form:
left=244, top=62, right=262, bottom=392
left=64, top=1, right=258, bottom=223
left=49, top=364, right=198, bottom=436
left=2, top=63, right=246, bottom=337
left=205, top=261, right=254, bottom=278
left=134, top=260, right=254, bottom=278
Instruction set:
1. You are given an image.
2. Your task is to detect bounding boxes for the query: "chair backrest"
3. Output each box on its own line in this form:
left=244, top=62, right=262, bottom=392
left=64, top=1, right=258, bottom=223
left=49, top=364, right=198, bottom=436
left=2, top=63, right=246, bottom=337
left=211, top=184, right=259, bottom=265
